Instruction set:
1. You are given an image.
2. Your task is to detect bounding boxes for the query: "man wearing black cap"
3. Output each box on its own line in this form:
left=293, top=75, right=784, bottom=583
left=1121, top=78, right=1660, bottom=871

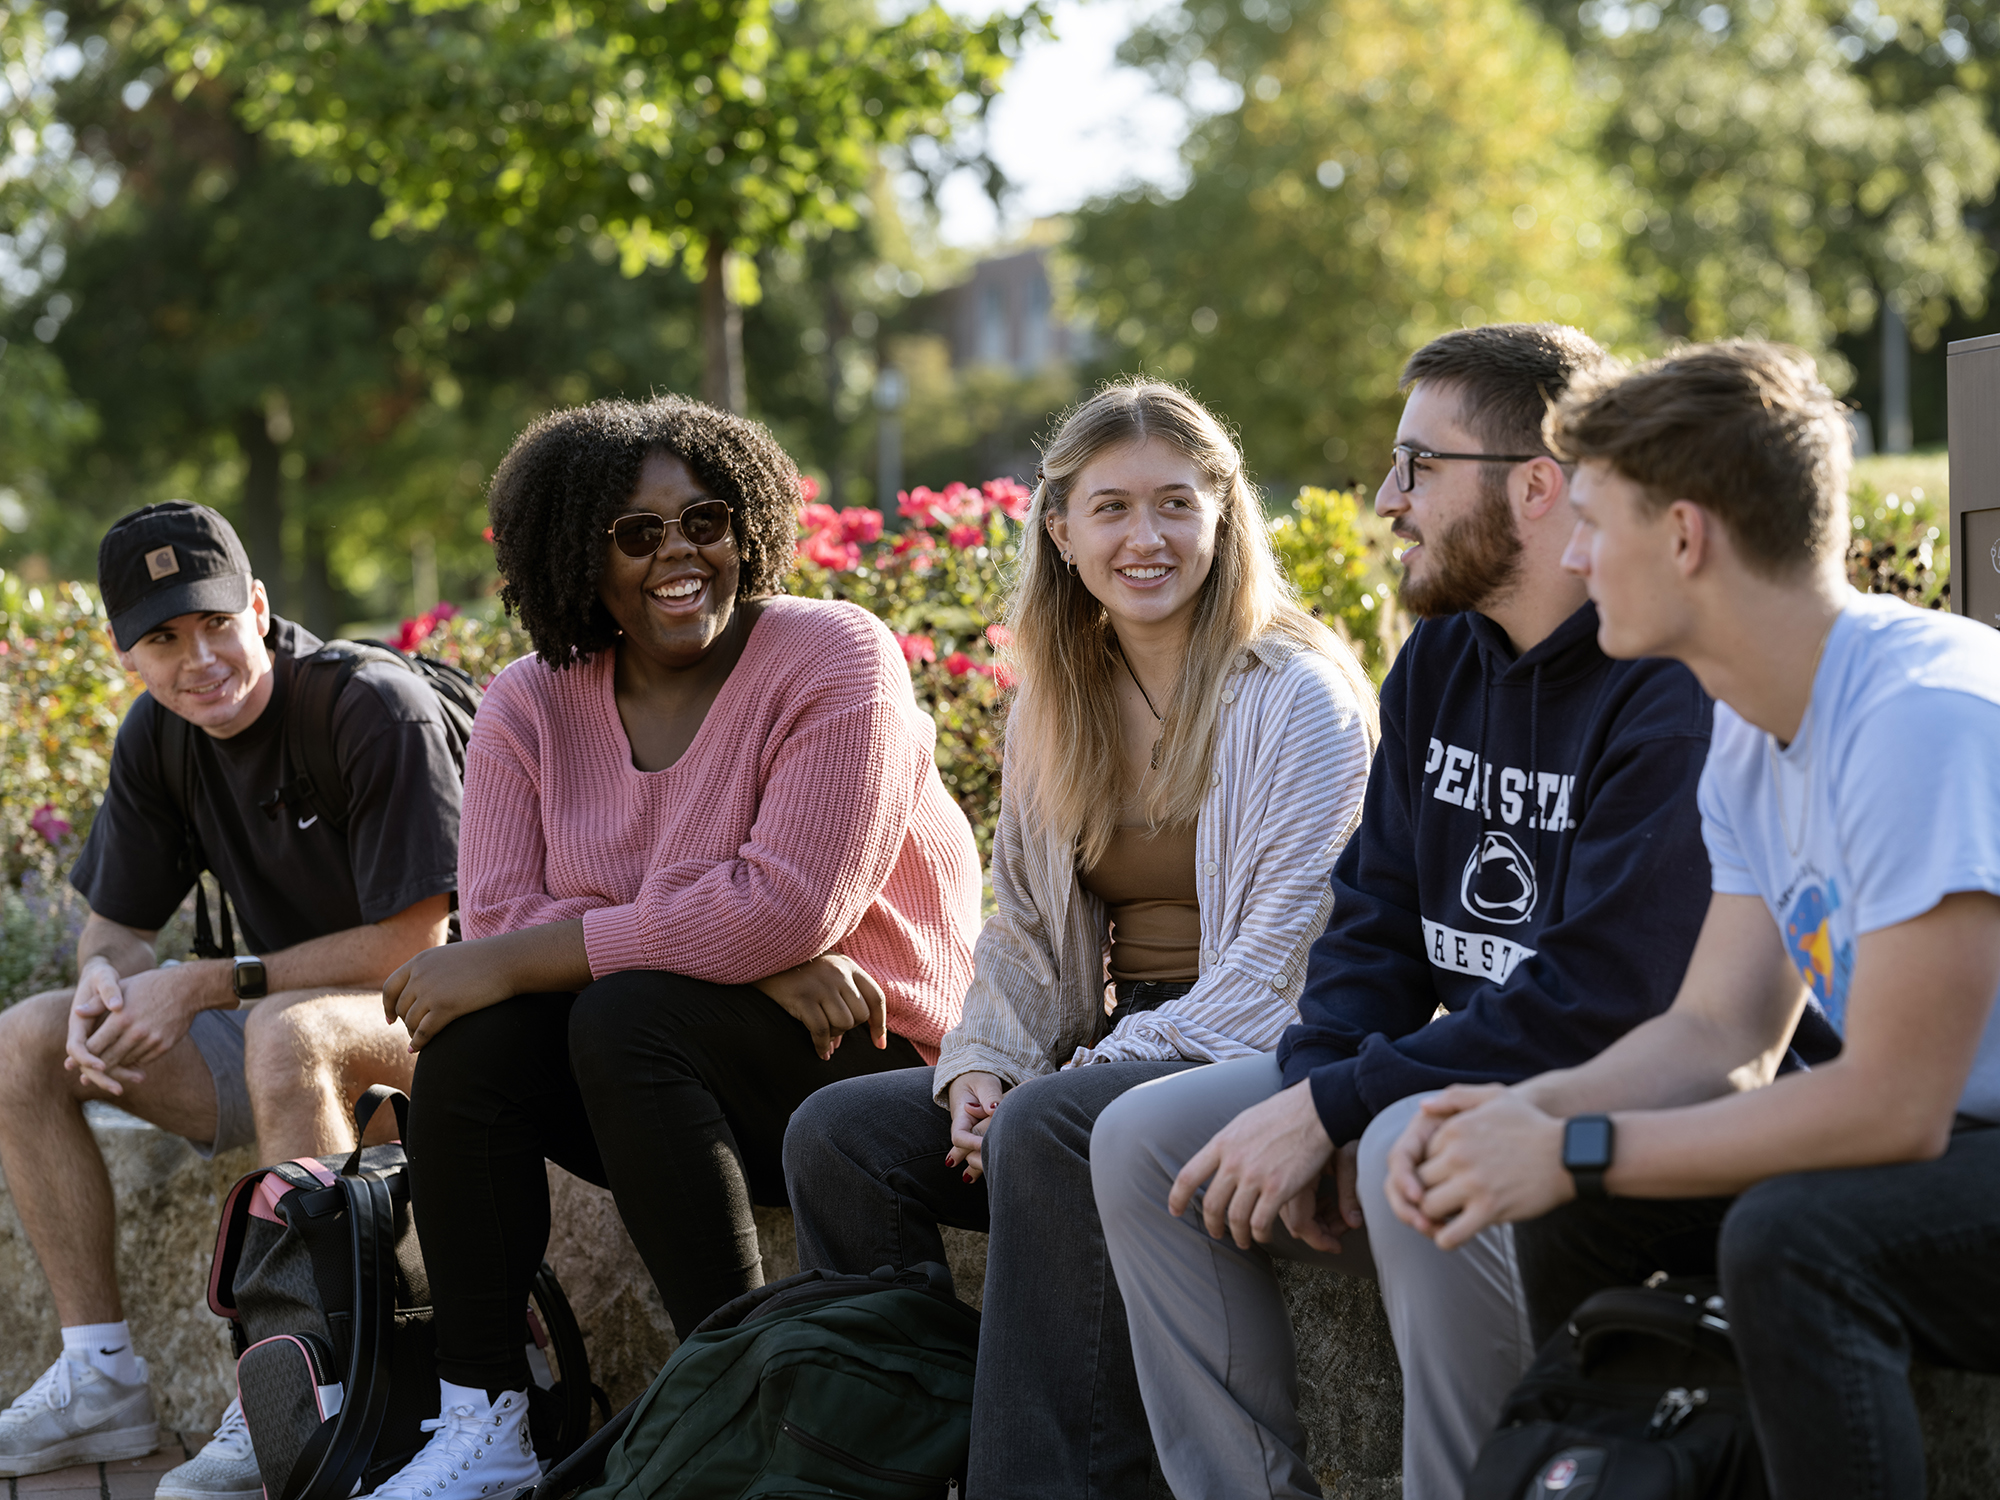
left=0, top=503, right=463, bottom=1491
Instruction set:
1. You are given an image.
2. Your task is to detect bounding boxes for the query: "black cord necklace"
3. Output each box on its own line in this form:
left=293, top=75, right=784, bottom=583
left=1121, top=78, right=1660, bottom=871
left=1117, top=645, right=1165, bottom=770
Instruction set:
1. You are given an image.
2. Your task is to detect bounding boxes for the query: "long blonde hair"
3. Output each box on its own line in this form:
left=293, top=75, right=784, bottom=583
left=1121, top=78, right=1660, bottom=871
left=1005, top=379, right=1379, bottom=865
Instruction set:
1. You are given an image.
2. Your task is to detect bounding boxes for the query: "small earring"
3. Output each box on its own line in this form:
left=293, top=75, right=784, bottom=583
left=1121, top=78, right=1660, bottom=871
left=1063, top=552, right=1078, bottom=576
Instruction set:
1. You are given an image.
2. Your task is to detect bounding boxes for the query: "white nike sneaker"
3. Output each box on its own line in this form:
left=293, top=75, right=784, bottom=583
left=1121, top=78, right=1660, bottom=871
left=363, top=1388, right=539, bottom=1500
left=155, top=1396, right=260, bottom=1500
left=0, top=1351, right=158, bottom=1476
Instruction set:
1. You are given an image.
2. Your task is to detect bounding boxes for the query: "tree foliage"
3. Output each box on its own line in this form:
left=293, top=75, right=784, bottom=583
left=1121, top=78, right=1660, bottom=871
left=1075, top=0, right=1642, bottom=483
left=133, top=0, right=1041, bottom=402
left=1566, top=0, right=2000, bottom=366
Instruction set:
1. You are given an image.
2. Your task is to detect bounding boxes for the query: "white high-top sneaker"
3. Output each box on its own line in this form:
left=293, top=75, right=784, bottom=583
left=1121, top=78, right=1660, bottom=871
left=156, top=1395, right=260, bottom=1500
left=364, top=1387, right=539, bottom=1500
left=0, top=1351, right=158, bottom=1476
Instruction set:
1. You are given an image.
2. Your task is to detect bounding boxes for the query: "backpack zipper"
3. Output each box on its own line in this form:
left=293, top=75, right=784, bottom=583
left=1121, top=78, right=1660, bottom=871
left=777, top=1418, right=946, bottom=1487
left=1646, top=1386, right=1709, bottom=1439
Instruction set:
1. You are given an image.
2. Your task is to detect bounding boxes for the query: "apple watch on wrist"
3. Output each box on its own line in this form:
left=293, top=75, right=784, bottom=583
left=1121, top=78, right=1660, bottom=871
left=231, top=955, right=268, bottom=1001
left=1562, top=1113, right=1615, bottom=1199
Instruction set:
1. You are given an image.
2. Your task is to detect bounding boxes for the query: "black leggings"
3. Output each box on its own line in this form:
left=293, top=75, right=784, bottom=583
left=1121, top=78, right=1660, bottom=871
left=405, top=969, right=924, bottom=1389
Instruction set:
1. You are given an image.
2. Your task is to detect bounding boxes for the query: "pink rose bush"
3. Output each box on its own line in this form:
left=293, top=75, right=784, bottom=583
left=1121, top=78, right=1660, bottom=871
left=791, top=476, right=1034, bottom=853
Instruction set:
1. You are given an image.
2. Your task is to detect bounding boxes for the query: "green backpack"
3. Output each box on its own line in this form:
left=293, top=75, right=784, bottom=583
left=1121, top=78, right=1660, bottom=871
left=576, top=1263, right=978, bottom=1500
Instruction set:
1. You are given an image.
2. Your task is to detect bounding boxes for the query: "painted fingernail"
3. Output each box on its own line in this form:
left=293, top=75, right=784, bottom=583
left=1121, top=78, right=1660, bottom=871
left=962, top=1171, right=974, bottom=1184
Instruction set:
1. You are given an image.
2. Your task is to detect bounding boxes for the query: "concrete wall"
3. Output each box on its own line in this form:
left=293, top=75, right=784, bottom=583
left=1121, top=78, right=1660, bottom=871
left=2, top=1115, right=1996, bottom=1496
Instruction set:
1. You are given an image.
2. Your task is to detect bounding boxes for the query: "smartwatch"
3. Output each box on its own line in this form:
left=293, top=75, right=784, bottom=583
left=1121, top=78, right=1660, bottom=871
left=1562, top=1114, right=1616, bottom=1199
left=231, top=955, right=269, bottom=1002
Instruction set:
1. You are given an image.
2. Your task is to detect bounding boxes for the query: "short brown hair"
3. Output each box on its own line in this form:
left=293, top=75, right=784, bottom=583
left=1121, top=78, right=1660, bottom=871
left=1401, top=323, right=1611, bottom=453
left=1551, top=341, right=1851, bottom=577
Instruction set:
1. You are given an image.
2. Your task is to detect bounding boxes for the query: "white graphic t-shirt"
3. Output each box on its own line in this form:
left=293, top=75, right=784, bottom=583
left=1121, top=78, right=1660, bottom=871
left=1698, top=591, right=2000, bottom=1122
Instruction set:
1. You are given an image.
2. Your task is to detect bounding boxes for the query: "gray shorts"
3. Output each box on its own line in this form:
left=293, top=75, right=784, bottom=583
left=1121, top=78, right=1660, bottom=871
left=187, top=1007, right=256, bottom=1159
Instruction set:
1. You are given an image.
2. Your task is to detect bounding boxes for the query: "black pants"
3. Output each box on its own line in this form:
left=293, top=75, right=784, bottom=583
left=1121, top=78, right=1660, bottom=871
left=1515, top=1122, right=2000, bottom=1499
left=405, top=969, right=924, bottom=1390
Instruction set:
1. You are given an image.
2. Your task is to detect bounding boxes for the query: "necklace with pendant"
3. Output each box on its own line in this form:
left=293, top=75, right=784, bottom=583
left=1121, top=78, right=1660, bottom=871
left=1117, top=646, right=1165, bottom=770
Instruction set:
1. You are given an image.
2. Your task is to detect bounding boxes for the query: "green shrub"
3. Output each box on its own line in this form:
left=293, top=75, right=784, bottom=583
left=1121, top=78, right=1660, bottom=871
left=1267, top=486, right=1410, bottom=682
left=1844, top=456, right=1948, bottom=610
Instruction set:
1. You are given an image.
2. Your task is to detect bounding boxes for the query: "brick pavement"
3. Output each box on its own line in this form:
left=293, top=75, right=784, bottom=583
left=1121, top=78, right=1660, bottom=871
left=5, top=1432, right=201, bottom=1500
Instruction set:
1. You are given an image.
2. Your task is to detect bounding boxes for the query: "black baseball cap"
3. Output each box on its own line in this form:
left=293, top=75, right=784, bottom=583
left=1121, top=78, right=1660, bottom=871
left=98, top=502, right=255, bottom=650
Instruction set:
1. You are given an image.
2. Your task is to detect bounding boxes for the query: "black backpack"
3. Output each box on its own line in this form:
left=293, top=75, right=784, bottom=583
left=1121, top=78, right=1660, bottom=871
left=1465, top=1278, right=1768, bottom=1500
left=571, top=1263, right=979, bottom=1500
left=159, top=638, right=481, bottom=958
left=210, top=1086, right=604, bottom=1500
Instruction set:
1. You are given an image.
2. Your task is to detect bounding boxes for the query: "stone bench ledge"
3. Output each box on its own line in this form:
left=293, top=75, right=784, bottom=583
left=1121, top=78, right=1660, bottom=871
left=2, top=1115, right=1993, bottom=1496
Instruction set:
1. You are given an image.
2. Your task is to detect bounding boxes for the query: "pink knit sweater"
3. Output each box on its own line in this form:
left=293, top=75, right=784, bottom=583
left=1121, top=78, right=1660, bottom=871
left=458, top=597, right=983, bottom=1061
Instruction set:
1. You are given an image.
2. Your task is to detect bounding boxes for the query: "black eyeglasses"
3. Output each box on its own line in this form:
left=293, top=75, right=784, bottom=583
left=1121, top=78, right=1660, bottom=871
left=1391, top=445, right=1547, bottom=493
left=605, top=501, right=734, bottom=556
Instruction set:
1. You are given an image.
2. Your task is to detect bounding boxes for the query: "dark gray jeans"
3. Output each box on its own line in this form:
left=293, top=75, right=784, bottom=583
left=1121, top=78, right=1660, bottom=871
left=783, top=1060, right=1197, bottom=1500
left=1517, top=1120, right=2000, bottom=1499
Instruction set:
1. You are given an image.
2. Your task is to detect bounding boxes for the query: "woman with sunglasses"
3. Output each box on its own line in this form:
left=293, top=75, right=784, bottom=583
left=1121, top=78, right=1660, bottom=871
left=363, top=397, right=981, bottom=1500
left=781, top=380, right=1379, bottom=1497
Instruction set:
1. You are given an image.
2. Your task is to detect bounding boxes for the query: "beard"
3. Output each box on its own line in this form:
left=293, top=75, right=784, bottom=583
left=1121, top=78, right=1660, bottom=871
left=1398, top=469, right=1524, bottom=618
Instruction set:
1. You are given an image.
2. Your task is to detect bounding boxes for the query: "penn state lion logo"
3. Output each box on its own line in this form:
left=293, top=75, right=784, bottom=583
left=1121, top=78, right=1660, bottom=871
left=1461, top=830, right=1538, bottom=926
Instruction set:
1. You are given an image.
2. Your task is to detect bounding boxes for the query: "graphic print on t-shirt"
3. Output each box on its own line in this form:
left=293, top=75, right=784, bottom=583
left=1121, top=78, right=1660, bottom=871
left=1783, top=877, right=1855, bottom=1027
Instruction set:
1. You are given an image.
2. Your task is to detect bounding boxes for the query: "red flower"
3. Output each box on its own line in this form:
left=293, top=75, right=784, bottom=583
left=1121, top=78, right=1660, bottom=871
left=982, top=477, right=1034, bottom=521
left=891, top=532, right=936, bottom=557
left=392, top=614, right=437, bottom=652
left=29, top=803, right=72, bottom=844
left=943, top=651, right=974, bottom=677
left=990, top=660, right=1018, bottom=690
left=432, top=601, right=460, bottom=622
left=838, top=507, right=884, bottom=544
left=801, top=531, right=861, bottom=572
left=482, top=527, right=495, bottom=544
left=895, top=632, right=937, bottom=666
left=798, top=475, right=821, bottom=504
left=984, top=623, right=1013, bottom=649
left=946, top=523, right=985, bottom=550
left=897, top=487, right=945, bottom=526
left=799, top=503, right=839, bottom=536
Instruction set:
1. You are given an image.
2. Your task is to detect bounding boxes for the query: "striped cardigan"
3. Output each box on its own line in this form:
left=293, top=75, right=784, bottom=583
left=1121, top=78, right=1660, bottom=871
left=932, top=633, right=1375, bottom=1100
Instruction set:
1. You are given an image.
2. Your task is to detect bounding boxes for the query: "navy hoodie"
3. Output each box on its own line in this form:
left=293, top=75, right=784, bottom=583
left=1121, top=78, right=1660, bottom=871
left=1279, top=601, right=1718, bottom=1144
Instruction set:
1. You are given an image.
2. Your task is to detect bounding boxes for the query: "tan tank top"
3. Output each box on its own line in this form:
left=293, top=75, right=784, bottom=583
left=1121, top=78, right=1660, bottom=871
left=1079, top=822, right=1202, bottom=983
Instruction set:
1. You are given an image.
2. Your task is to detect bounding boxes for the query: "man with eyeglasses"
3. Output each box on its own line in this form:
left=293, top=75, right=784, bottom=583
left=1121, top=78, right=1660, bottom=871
left=1090, top=324, right=1771, bottom=1498
left=0, top=503, right=461, bottom=1494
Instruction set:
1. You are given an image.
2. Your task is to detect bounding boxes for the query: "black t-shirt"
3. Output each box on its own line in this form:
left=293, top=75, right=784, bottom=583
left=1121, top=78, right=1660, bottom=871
left=69, top=617, right=463, bottom=954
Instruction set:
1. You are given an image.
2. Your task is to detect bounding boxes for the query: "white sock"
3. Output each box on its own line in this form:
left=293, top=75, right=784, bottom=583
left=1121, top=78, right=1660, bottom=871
left=62, top=1322, right=142, bottom=1385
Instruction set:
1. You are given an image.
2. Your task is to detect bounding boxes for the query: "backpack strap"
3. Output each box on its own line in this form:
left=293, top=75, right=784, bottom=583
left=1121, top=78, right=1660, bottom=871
left=279, top=1170, right=401, bottom=1500
left=338, top=1085, right=411, bottom=1176
left=275, top=645, right=373, bottom=834
left=155, top=702, right=235, bottom=959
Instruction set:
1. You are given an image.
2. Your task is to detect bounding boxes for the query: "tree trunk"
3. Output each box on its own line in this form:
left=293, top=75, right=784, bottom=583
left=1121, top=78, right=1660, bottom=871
left=233, top=408, right=286, bottom=614
left=299, top=519, right=339, bottom=639
left=701, top=246, right=747, bottom=414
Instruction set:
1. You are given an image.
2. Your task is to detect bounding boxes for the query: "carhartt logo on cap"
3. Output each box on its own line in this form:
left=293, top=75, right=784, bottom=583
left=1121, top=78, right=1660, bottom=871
left=145, top=546, right=180, bottom=581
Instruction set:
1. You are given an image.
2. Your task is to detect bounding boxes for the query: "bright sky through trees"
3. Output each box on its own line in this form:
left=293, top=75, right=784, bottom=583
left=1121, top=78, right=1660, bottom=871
left=926, top=0, right=1235, bottom=245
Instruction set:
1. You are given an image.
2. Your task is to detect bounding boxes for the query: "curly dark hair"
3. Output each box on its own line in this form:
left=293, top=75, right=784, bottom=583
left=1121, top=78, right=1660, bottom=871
left=486, top=395, right=802, bottom=668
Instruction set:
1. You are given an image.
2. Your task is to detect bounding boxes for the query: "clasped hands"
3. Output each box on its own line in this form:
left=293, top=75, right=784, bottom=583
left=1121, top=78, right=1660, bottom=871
left=64, top=957, right=212, bottom=1096
left=1382, top=1083, right=1574, bottom=1250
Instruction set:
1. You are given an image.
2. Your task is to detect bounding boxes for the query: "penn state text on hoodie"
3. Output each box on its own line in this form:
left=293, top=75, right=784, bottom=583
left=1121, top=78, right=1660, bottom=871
left=1279, top=601, right=1718, bottom=1144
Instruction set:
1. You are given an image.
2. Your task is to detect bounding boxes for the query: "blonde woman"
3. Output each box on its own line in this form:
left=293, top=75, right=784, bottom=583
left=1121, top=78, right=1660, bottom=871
left=782, top=380, right=1377, bottom=1497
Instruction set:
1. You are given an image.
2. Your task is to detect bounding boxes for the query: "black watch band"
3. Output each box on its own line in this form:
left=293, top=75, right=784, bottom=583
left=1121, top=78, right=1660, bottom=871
left=231, top=955, right=268, bottom=1001
left=1562, top=1114, right=1615, bottom=1200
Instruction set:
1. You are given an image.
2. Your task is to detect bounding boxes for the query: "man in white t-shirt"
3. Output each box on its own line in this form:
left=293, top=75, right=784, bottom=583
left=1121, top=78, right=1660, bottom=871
left=1382, top=340, right=2000, bottom=1498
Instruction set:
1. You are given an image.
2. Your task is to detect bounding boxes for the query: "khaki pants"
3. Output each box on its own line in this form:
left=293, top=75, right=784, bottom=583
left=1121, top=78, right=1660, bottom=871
left=1090, top=1055, right=1536, bottom=1499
